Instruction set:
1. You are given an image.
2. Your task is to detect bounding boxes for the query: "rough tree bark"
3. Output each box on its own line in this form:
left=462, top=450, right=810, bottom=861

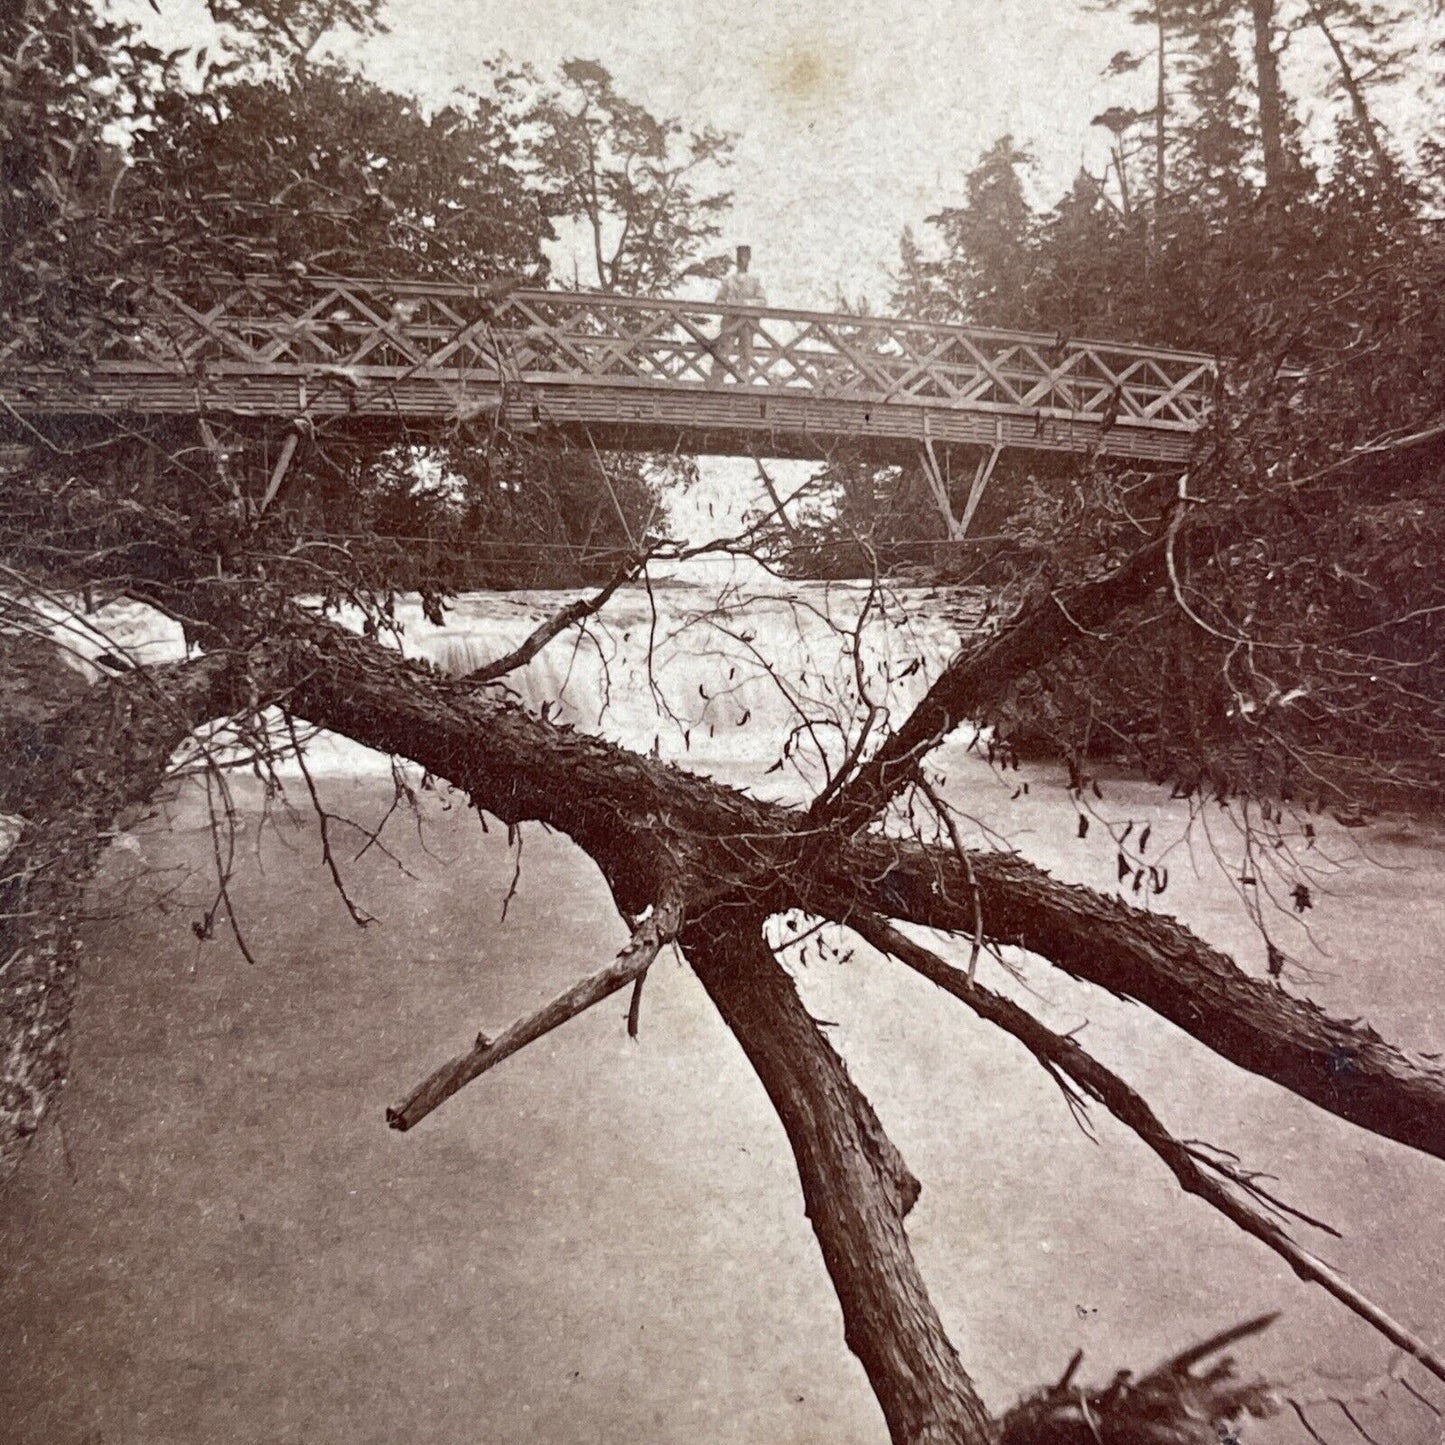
left=28, top=591, right=1433, bottom=1180
left=686, top=907, right=996, bottom=1445
left=823, top=841, right=1445, bottom=1163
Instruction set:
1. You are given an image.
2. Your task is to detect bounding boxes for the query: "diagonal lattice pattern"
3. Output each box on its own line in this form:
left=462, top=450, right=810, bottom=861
left=0, top=276, right=1217, bottom=463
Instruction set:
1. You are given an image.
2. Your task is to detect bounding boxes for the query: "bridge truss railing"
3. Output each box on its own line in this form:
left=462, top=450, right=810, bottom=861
left=4, top=276, right=1217, bottom=447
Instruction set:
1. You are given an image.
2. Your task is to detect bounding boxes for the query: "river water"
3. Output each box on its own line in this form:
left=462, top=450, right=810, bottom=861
left=3, top=571, right=1444, bottom=1443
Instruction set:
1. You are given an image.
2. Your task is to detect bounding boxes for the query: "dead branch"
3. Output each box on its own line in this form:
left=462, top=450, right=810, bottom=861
left=1160, top=1312, right=1280, bottom=1375
left=1000, top=1311, right=1278, bottom=1445
left=386, top=895, right=684, bottom=1131
left=462, top=550, right=644, bottom=685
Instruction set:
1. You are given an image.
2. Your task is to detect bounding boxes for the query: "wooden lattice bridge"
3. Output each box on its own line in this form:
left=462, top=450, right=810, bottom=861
left=0, top=276, right=1215, bottom=532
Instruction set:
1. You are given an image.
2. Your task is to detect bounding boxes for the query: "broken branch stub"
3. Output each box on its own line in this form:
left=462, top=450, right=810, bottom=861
left=386, top=896, right=683, bottom=1132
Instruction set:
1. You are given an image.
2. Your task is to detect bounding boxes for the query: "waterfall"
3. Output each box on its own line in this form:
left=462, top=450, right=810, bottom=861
left=28, top=562, right=976, bottom=791
left=368, top=568, right=967, bottom=787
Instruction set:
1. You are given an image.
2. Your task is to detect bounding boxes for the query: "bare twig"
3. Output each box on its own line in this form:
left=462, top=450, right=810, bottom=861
left=285, top=714, right=375, bottom=927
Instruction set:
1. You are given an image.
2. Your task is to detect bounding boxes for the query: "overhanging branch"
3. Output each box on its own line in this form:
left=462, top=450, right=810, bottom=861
left=817, top=414, right=1445, bottom=833
left=829, top=840, right=1445, bottom=1165
left=850, top=911, right=1445, bottom=1382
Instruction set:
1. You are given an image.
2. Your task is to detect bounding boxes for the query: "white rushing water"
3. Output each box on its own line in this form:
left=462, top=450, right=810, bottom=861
left=34, top=555, right=980, bottom=792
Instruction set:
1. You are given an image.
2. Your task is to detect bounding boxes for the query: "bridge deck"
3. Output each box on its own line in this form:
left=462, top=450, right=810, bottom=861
left=0, top=277, right=1215, bottom=464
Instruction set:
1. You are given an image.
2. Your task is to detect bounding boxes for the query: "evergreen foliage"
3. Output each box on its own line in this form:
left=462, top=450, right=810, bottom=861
left=840, top=0, right=1445, bottom=803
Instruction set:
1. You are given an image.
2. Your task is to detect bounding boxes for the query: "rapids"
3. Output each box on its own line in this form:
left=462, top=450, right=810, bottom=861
left=336, top=559, right=977, bottom=786
left=37, top=557, right=986, bottom=793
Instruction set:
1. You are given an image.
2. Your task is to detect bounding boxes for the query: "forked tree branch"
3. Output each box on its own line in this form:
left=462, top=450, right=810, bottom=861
left=849, top=911, right=1445, bottom=1382
left=19, top=595, right=1443, bottom=1417
left=117, top=593, right=1445, bottom=1168
left=122, top=590, right=1445, bottom=1169
left=818, top=416, right=1445, bottom=834
left=815, top=523, right=1175, bottom=832
left=8, top=582, right=1445, bottom=1437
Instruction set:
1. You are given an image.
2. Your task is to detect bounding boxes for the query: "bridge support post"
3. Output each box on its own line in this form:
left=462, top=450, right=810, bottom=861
left=919, top=438, right=963, bottom=540
left=258, top=432, right=299, bottom=515
left=957, top=443, right=1003, bottom=539
left=920, top=437, right=1005, bottom=542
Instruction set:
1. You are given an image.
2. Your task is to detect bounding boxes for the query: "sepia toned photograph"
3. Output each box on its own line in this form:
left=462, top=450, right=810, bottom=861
left=1, top=1, right=1443, bottom=1440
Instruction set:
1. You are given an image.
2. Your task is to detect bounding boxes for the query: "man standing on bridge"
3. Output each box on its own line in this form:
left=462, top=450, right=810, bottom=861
left=711, top=244, right=766, bottom=383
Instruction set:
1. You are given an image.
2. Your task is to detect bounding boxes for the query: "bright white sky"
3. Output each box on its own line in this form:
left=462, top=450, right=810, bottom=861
left=122, top=0, right=1159, bottom=309
left=347, top=0, right=1148, bottom=310
left=121, top=0, right=1443, bottom=308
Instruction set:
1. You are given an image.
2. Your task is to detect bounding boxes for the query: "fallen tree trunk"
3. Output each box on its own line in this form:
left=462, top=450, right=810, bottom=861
left=235, top=607, right=1445, bottom=1164
left=15, top=594, right=1421, bottom=1179
left=684, top=906, right=996, bottom=1445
